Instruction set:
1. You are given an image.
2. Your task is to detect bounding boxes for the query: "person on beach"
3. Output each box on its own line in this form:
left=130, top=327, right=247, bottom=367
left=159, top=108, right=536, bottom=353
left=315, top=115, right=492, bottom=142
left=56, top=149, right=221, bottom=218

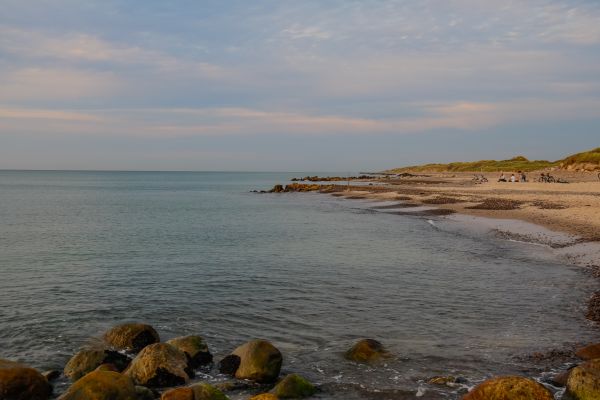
left=498, top=172, right=507, bottom=182
left=520, top=171, right=527, bottom=182
left=510, top=174, right=516, bottom=182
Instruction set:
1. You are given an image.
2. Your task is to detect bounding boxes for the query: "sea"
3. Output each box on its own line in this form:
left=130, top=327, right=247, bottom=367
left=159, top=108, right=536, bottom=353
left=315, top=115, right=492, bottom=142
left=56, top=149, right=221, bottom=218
left=0, top=170, right=598, bottom=399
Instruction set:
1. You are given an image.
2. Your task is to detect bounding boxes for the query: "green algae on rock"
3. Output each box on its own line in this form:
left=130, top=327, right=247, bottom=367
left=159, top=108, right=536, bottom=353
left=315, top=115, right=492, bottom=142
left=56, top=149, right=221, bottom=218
left=462, top=376, right=553, bottom=400
left=0, top=359, right=52, bottom=400
left=270, top=374, right=316, bottom=398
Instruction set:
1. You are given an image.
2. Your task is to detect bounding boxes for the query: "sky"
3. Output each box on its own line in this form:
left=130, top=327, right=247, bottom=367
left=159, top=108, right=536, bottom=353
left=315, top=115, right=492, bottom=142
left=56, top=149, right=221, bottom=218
left=0, top=0, right=599, bottom=171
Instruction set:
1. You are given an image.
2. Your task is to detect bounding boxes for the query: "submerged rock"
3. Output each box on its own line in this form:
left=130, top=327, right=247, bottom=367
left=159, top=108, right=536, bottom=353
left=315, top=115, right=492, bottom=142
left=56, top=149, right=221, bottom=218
left=64, top=348, right=130, bottom=380
left=103, top=323, right=160, bottom=353
left=427, top=375, right=458, bottom=386
left=577, top=344, right=600, bottom=360
left=58, top=370, right=137, bottom=400
left=230, top=339, right=282, bottom=383
left=167, top=336, right=213, bottom=368
left=567, top=358, right=600, bottom=399
left=270, top=374, right=316, bottom=398
left=344, top=339, right=388, bottom=363
left=124, top=343, right=193, bottom=387
left=462, top=376, right=553, bottom=400
left=0, top=358, right=52, bottom=400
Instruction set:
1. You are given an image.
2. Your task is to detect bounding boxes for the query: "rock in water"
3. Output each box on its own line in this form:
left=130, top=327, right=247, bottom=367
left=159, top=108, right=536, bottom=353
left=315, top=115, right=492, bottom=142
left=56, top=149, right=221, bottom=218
left=124, top=343, right=193, bottom=387
left=190, top=383, right=229, bottom=400
left=271, top=374, right=316, bottom=398
left=103, top=323, right=160, bottom=353
left=167, top=336, right=213, bottom=368
left=463, top=376, right=553, bottom=400
left=161, top=387, right=194, bottom=400
left=58, top=370, right=137, bottom=400
left=0, top=359, right=52, bottom=400
left=344, top=339, right=388, bottom=363
left=218, top=355, right=241, bottom=376
left=230, top=339, right=282, bottom=383
left=64, top=348, right=130, bottom=380
left=250, top=395, right=279, bottom=400
left=567, top=358, right=600, bottom=399
left=577, top=344, right=600, bottom=361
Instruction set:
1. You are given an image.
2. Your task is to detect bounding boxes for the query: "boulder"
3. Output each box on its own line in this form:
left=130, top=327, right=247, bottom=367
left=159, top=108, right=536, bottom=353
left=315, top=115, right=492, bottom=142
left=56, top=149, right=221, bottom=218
left=96, top=363, right=120, bottom=372
left=64, top=348, right=130, bottom=380
left=462, top=376, right=553, bottom=400
left=124, top=343, right=193, bottom=387
left=270, top=374, right=316, bottom=398
left=58, top=370, right=137, bottom=400
left=135, top=385, right=157, bottom=400
left=230, top=339, right=282, bottom=383
left=42, top=370, right=61, bottom=381
left=567, top=358, right=600, bottom=399
left=577, top=344, right=600, bottom=361
left=218, top=355, right=240, bottom=375
left=0, top=359, right=52, bottom=400
left=161, top=387, right=194, bottom=400
left=344, top=339, right=388, bottom=363
left=167, top=336, right=213, bottom=368
left=190, top=383, right=229, bottom=400
left=250, top=395, right=279, bottom=400
left=103, top=323, right=160, bottom=353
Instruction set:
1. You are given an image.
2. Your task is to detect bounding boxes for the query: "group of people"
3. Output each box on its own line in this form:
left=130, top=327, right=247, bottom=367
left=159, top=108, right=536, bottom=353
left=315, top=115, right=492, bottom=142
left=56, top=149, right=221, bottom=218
left=498, top=171, right=527, bottom=182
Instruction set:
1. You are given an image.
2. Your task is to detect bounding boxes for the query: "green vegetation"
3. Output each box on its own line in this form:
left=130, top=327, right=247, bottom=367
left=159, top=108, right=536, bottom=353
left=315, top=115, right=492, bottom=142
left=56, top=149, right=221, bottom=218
left=386, top=148, right=600, bottom=173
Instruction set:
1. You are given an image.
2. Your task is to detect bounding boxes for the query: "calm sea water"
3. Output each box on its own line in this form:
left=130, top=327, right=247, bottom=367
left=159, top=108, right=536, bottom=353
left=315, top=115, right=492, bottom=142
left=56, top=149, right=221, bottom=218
left=0, top=171, right=597, bottom=399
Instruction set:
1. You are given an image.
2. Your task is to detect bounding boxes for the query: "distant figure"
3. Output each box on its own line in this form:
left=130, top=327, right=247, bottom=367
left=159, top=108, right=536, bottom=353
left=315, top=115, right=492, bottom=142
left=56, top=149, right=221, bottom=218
left=498, top=172, right=507, bottom=182
left=510, top=174, right=516, bottom=182
left=520, top=171, right=527, bottom=182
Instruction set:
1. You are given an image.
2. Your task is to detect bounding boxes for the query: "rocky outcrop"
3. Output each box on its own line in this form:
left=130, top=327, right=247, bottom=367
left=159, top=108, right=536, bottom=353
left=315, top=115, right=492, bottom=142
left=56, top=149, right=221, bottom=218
left=229, top=339, right=282, bottom=383
left=270, top=374, right=316, bottom=398
left=0, top=359, right=52, bottom=400
left=463, top=376, right=553, bottom=400
left=166, top=336, right=213, bottom=368
left=103, top=323, right=160, bottom=353
left=58, top=370, right=137, bottom=400
left=344, top=339, right=388, bottom=363
left=567, top=358, right=600, bottom=399
left=124, top=343, right=193, bottom=387
left=64, top=348, right=130, bottom=380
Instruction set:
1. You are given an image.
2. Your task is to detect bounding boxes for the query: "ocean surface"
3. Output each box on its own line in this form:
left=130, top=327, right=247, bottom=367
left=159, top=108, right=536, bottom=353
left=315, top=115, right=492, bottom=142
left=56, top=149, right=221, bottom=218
left=0, top=170, right=598, bottom=399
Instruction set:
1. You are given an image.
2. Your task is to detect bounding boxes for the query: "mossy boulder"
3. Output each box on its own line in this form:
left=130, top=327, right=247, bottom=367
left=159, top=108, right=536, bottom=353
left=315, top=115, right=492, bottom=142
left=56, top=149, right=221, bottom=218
left=567, top=358, right=600, bottom=399
left=577, top=344, right=600, bottom=361
left=230, top=339, right=282, bottom=383
left=64, top=348, right=130, bottom=380
left=250, top=395, right=279, bottom=400
left=270, top=374, right=316, bottom=398
left=190, top=383, right=229, bottom=400
left=58, top=370, right=137, bottom=400
left=0, top=359, right=52, bottom=400
left=462, top=376, right=553, bottom=400
left=125, top=343, right=193, bottom=387
left=103, top=323, right=160, bottom=353
left=161, top=387, right=194, bottom=400
left=167, top=336, right=213, bottom=368
left=344, top=339, right=388, bottom=363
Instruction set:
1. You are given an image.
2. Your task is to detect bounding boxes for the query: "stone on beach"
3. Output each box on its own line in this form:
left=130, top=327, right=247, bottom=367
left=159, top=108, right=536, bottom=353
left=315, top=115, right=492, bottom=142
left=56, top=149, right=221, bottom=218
left=229, top=339, right=282, bottom=383
left=567, top=358, right=600, bottom=399
left=270, top=373, right=316, bottom=398
left=58, top=370, right=137, bottom=400
left=64, top=348, right=130, bottom=380
left=462, top=376, right=553, bottom=400
left=103, top=323, right=160, bottom=353
left=0, top=358, right=52, bottom=400
left=577, top=344, right=600, bottom=360
left=344, top=339, right=388, bottom=363
left=124, top=343, right=193, bottom=387
left=167, top=335, right=213, bottom=368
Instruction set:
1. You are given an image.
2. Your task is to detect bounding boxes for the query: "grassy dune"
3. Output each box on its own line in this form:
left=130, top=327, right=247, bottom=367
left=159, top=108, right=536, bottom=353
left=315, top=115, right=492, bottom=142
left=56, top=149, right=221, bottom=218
left=386, top=148, right=600, bottom=173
